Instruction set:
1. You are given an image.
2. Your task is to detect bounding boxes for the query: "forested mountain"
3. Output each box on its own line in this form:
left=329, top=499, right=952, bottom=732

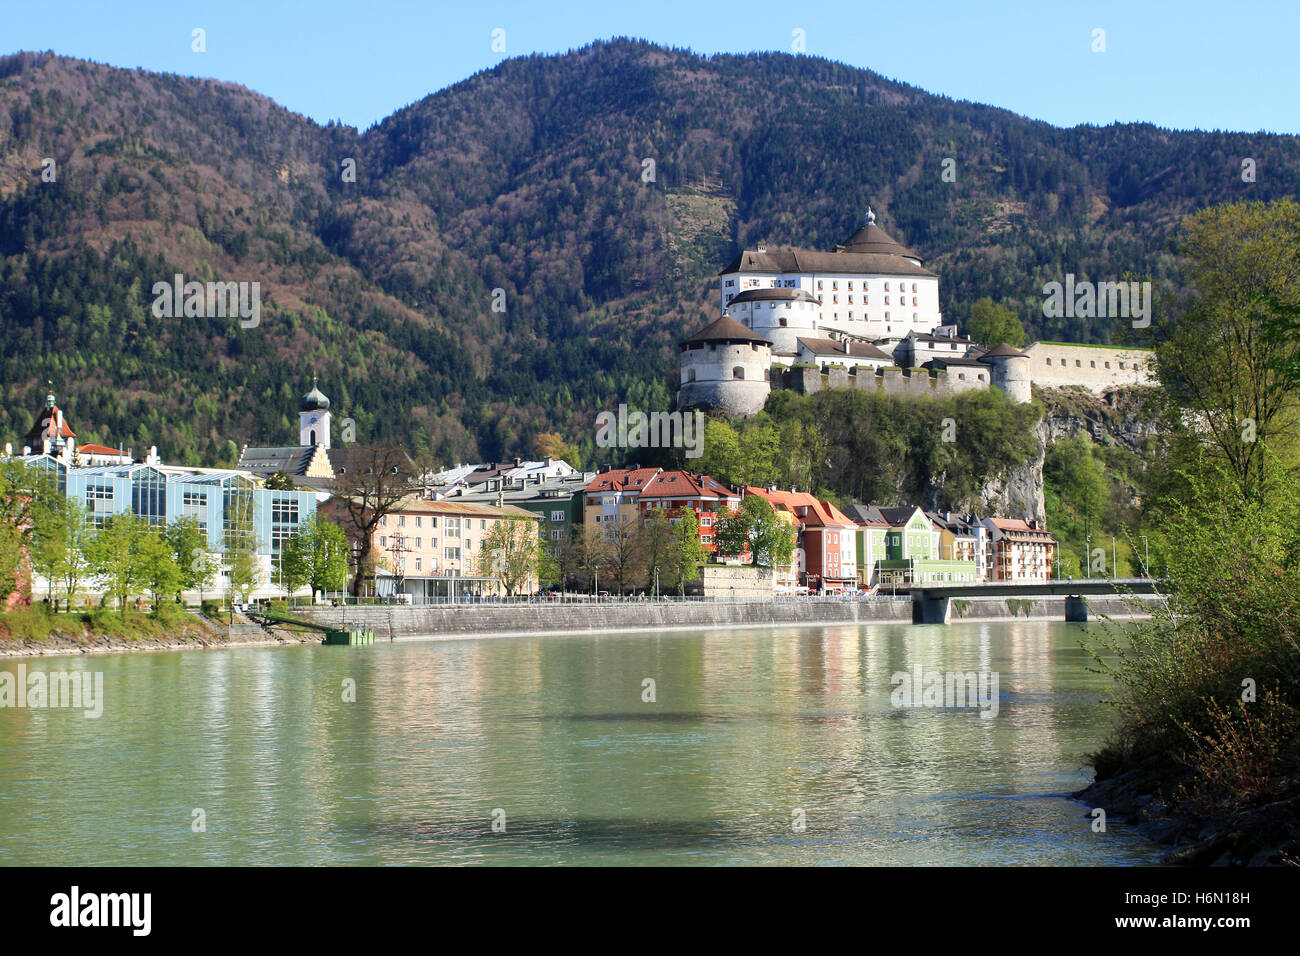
left=1, top=40, right=1297, bottom=466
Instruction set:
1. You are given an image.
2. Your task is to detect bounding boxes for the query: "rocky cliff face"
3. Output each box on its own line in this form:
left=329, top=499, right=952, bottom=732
left=976, top=416, right=1049, bottom=522
left=961, top=386, right=1166, bottom=522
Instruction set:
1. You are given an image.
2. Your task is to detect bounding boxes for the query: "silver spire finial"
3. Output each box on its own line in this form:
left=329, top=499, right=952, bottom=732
left=865, top=206, right=876, bottom=225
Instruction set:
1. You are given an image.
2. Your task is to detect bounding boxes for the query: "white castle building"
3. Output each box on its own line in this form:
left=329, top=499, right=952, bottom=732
left=718, top=207, right=941, bottom=343
left=680, top=208, right=1156, bottom=417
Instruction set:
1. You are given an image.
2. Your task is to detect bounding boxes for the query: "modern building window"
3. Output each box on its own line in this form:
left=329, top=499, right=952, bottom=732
left=415, top=558, right=422, bottom=572
left=131, top=469, right=167, bottom=526
left=444, top=547, right=460, bottom=561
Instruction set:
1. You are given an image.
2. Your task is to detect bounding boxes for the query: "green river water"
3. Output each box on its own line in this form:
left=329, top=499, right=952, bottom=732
left=0, top=619, right=1161, bottom=865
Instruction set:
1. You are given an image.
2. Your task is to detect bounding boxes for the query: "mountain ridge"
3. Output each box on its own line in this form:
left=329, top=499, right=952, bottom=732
left=2, top=39, right=1297, bottom=465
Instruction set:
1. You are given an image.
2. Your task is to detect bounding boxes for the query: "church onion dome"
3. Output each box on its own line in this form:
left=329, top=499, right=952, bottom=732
left=727, top=288, right=820, bottom=305
left=680, top=313, right=773, bottom=349
left=979, top=343, right=1030, bottom=359
left=300, top=378, right=331, bottom=411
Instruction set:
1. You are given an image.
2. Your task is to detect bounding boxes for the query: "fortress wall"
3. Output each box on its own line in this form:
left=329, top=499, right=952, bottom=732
left=1025, top=343, right=1156, bottom=392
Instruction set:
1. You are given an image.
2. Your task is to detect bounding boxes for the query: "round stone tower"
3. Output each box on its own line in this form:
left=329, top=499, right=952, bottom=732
left=678, top=313, right=773, bottom=418
left=725, top=288, right=820, bottom=356
left=979, top=343, right=1032, bottom=403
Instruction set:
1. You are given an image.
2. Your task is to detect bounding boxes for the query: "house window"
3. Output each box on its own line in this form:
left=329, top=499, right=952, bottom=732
left=415, top=558, right=422, bottom=571
left=551, top=510, right=565, bottom=522
left=416, top=516, right=422, bottom=527
left=444, top=547, right=460, bottom=561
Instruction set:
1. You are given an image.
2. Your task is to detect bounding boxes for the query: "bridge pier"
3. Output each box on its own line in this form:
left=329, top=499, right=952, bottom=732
left=912, top=594, right=950, bottom=625
left=1064, top=595, right=1089, bottom=623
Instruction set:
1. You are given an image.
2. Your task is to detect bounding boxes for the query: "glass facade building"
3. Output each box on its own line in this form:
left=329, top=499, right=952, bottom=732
left=23, top=457, right=316, bottom=557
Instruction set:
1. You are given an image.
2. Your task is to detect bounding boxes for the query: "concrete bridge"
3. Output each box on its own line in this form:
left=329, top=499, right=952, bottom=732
left=907, top=578, right=1167, bottom=624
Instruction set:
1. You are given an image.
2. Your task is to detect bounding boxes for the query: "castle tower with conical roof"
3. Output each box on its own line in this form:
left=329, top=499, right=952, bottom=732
left=677, top=313, right=773, bottom=417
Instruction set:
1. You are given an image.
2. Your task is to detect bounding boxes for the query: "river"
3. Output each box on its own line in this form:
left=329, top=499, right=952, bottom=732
left=0, top=619, right=1161, bottom=865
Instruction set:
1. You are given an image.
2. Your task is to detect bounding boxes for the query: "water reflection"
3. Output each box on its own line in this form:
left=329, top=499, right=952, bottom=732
left=0, top=621, right=1160, bottom=865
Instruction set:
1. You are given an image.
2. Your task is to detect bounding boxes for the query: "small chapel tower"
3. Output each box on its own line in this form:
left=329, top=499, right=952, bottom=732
left=299, top=376, right=332, bottom=448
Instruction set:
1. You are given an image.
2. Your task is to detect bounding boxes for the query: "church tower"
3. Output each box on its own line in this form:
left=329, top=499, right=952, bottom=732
left=299, top=376, right=332, bottom=448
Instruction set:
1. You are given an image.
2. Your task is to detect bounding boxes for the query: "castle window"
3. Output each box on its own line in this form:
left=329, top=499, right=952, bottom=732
left=885, top=312, right=890, bottom=320
left=1045, top=358, right=1052, bottom=365
left=885, top=296, right=890, bottom=305
left=958, top=373, right=966, bottom=381
left=733, top=367, right=745, bottom=380
left=1075, top=360, right=1082, bottom=367
left=885, top=283, right=890, bottom=291
left=1119, top=361, right=1126, bottom=369
left=687, top=369, right=696, bottom=382
left=848, top=312, right=853, bottom=319
left=978, top=374, right=985, bottom=381
left=779, top=318, right=787, bottom=327
left=309, top=429, right=317, bottom=445
left=817, top=281, right=822, bottom=290
left=1090, top=361, right=1096, bottom=368
left=912, top=283, right=917, bottom=292
left=1105, top=361, right=1111, bottom=368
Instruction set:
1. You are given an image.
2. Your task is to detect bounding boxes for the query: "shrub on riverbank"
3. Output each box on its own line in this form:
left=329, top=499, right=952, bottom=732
left=1089, top=459, right=1300, bottom=825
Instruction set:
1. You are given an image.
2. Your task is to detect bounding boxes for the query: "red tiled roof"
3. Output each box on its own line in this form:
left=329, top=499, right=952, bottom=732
left=584, top=467, right=662, bottom=495
left=742, top=487, right=854, bottom=527
left=78, top=443, right=125, bottom=455
left=640, top=470, right=737, bottom=501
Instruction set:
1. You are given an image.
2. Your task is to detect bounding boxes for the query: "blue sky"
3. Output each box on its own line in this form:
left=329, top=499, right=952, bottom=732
left=4, top=0, right=1297, bottom=135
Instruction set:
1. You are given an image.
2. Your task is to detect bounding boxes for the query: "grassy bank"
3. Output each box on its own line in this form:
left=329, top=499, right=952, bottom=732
left=1078, top=465, right=1300, bottom=865
left=0, top=602, right=268, bottom=656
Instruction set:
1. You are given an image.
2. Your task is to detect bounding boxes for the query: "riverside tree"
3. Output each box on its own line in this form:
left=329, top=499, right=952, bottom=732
left=1151, top=198, right=1300, bottom=501
left=667, top=508, right=706, bottom=595
left=165, top=516, right=211, bottom=604
left=332, top=442, right=418, bottom=596
left=139, top=526, right=182, bottom=611
left=0, top=459, right=47, bottom=602
left=30, top=494, right=91, bottom=611
left=86, top=513, right=149, bottom=615
left=283, top=515, right=349, bottom=599
left=475, top=515, right=542, bottom=596
left=714, top=495, right=796, bottom=569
